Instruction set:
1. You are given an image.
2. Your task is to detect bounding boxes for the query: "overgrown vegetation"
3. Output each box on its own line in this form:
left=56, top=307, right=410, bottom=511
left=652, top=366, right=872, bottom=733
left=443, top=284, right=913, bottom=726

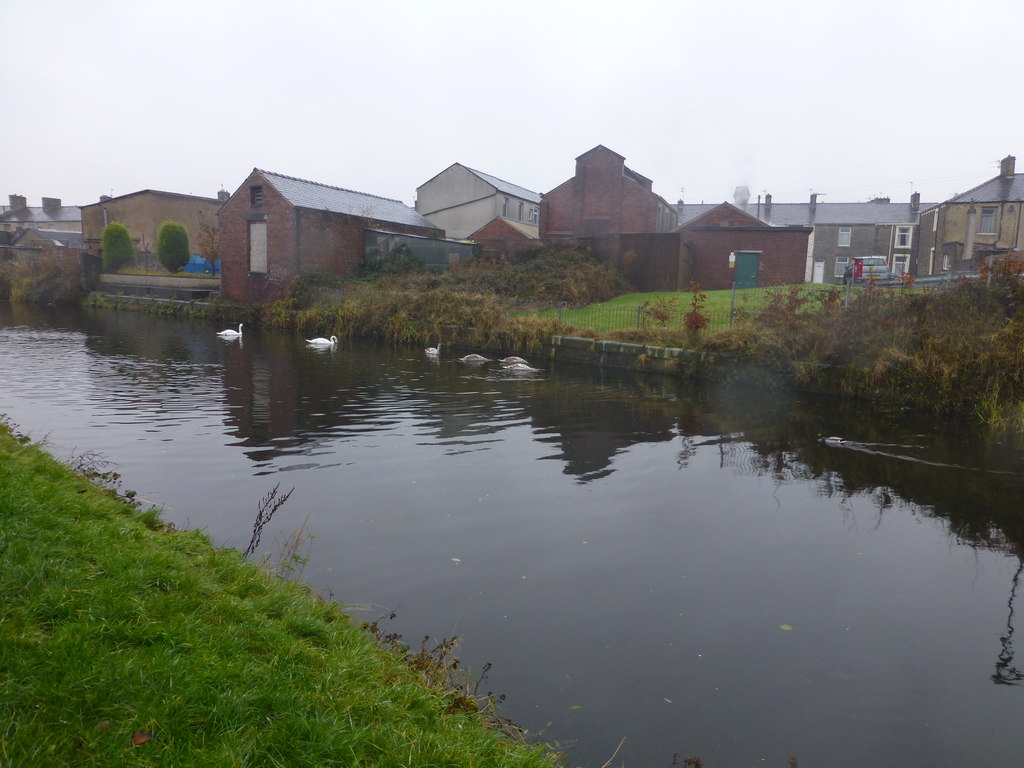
left=156, top=220, right=190, bottom=273
left=1, top=251, right=85, bottom=305
left=0, top=419, right=561, bottom=768
left=101, top=222, right=135, bottom=271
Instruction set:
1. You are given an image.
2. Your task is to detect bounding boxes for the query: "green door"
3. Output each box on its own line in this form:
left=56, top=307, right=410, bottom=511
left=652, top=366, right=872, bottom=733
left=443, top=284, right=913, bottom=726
left=734, top=251, right=761, bottom=289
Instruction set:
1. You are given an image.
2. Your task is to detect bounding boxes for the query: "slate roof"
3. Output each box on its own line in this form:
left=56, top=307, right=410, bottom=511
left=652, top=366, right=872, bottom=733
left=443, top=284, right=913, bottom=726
left=14, top=227, right=84, bottom=248
left=677, top=200, right=936, bottom=227
left=257, top=170, right=438, bottom=229
left=945, top=174, right=1024, bottom=204
left=0, top=204, right=81, bottom=225
left=463, top=167, right=541, bottom=203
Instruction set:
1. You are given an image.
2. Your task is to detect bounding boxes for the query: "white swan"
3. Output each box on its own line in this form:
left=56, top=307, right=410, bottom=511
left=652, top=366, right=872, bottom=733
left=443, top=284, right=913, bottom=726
left=425, top=343, right=441, bottom=357
left=306, top=335, right=338, bottom=347
left=458, top=354, right=491, bottom=362
left=217, top=323, right=243, bottom=338
left=503, top=362, right=541, bottom=372
left=819, top=435, right=846, bottom=445
left=498, top=356, right=528, bottom=365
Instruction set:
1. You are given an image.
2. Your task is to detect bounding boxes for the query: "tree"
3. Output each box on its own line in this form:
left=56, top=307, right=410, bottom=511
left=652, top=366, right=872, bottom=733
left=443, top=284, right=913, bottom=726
left=100, top=222, right=135, bottom=272
left=157, top=220, right=190, bottom=273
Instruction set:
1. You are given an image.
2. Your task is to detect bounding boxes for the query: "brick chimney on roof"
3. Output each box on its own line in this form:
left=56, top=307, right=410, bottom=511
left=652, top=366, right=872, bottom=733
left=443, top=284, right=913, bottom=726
left=41, top=197, right=61, bottom=210
left=1001, top=155, right=1016, bottom=178
left=8, top=194, right=26, bottom=210
left=911, top=191, right=920, bottom=212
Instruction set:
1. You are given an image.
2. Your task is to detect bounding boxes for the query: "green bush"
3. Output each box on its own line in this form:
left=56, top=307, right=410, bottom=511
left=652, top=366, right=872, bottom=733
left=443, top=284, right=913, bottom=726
left=157, top=220, right=190, bottom=273
left=100, top=222, right=135, bottom=271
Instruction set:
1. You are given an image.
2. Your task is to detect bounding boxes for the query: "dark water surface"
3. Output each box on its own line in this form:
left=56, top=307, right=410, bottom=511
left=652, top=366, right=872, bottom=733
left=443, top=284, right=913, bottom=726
left=3, top=304, right=1024, bottom=767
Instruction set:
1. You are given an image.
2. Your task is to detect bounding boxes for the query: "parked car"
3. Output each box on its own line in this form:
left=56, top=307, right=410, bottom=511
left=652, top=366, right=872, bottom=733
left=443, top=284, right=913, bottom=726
left=854, top=256, right=892, bottom=282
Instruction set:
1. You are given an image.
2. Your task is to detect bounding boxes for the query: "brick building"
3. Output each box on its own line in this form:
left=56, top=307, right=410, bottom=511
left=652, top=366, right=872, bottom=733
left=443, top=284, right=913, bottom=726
left=218, top=169, right=442, bottom=302
left=679, top=203, right=811, bottom=290
left=540, top=145, right=677, bottom=237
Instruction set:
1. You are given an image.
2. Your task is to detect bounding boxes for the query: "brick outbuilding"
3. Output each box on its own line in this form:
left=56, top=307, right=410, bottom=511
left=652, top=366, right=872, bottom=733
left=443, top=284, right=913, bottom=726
left=679, top=203, right=811, bottom=290
left=540, top=145, right=677, bottom=237
left=218, top=169, right=442, bottom=302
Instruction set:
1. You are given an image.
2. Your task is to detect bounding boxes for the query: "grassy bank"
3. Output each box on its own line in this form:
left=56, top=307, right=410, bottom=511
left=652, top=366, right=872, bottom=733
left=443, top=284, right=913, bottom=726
left=0, top=421, right=561, bottom=768
left=73, top=251, right=1024, bottom=431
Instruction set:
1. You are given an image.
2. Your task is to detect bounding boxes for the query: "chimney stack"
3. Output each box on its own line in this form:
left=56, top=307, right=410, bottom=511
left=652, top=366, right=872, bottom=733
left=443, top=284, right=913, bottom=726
left=1001, top=155, right=1016, bottom=178
left=809, top=193, right=818, bottom=209
left=9, top=194, right=26, bottom=210
left=910, top=191, right=920, bottom=212
left=41, top=197, right=61, bottom=210
left=217, top=189, right=230, bottom=203
left=764, top=193, right=772, bottom=220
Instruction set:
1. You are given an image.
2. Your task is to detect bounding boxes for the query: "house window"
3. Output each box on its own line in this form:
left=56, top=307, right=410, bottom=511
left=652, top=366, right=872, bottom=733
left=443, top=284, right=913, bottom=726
left=979, top=206, right=998, bottom=234
left=249, top=221, right=267, bottom=273
left=502, top=197, right=508, bottom=217
left=835, top=256, right=849, bottom=279
left=895, top=226, right=912, bottom=248
left=518, top=201, right=524, bottom=221
left=250, top=185, right=264, bottom=206
left=838, top=227, right=851, bottom=247
left=529, top=207, right=538, bottom=223
left=893, top=254, right=909, bottom=275
left=932, top=210, right=938, bottom=231
left=942, top=252, right=951, bottom=271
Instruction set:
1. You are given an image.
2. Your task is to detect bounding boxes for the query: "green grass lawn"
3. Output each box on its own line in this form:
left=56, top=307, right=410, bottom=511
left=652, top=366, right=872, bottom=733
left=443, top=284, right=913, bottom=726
left=0, top=422, right=560, bottom=768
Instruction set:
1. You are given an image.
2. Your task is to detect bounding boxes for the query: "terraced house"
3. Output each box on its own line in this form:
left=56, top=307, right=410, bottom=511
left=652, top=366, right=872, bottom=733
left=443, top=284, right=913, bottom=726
left=916, top=155, right=1024, bottom=275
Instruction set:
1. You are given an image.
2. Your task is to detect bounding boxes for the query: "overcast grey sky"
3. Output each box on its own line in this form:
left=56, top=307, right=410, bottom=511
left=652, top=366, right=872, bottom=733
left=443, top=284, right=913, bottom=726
left=3, top=0, right=1020, bottom=210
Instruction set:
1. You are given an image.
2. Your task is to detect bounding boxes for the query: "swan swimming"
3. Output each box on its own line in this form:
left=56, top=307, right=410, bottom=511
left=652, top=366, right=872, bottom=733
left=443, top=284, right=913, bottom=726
left=819, top=435, right=846, bottom=445
left=217, top=323, right=243, bottom=338
left=498, top=356, right=528, bottom=365
left=458, top=354, right=490, bottom=362
left=425, top=343, right=441, bottom=356
left=503, top=362, right=541, bottom=372
left=306, top=335, right=338, bottom=347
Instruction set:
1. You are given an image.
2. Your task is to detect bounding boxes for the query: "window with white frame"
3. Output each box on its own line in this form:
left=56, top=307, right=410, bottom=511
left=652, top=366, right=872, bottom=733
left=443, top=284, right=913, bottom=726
left=979, top=206, right=998, bottom=234
left=895, top=226, right=912, bottom=248
left=838, top=227, right=851, bottom=247
left=835, top=256, right=849, bottom=278
left=502, top=197, right=508, bottom=217
left=942, top=252, right=951, bottom=270
left=893, top=255, right=908, bottom=275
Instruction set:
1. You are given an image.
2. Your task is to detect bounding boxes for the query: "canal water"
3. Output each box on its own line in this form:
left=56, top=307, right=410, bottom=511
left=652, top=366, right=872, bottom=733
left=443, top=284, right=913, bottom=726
left=2, top=303, right=1024, bottom=767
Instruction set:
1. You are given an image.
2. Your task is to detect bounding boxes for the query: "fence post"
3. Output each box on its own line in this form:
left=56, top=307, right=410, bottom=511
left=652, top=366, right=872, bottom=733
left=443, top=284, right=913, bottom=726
left=729, top=282, right=737, bottom=328
left=636, top=305, right=642, bottom=329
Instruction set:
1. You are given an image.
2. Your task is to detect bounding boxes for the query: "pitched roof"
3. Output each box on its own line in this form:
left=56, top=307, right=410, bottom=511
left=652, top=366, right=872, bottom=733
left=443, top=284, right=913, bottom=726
left=946, top=174, right=1024, bottom=204
left=0, top=204, right=81, bottom=225
left=677, top=200, right=936, bottom=227
left=462, top=167, right=541, bottom=203
left=13, top=227, right=84, bottom=248
left=80, top=189, right=222, bottom=209
left=257, top=169, right=438, bottom=229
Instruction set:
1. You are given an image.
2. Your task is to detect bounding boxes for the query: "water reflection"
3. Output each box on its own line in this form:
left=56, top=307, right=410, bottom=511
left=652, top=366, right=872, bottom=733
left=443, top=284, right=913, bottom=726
left=4, top=305, right=1024, bottom=767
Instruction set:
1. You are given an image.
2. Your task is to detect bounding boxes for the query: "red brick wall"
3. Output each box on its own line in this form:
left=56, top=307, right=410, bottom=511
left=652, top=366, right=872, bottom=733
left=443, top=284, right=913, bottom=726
left=682, top=226, right=810, bottom=290
left=469, top=217, right=531, bottom=240
left=219, top=170, right=439, bottom=302
left=540, top=147, right=663, bottom=238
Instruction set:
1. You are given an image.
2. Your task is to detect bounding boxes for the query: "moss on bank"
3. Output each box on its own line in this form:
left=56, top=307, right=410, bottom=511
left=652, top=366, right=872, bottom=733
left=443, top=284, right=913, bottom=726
left=0, top=420, right=562, bottom=768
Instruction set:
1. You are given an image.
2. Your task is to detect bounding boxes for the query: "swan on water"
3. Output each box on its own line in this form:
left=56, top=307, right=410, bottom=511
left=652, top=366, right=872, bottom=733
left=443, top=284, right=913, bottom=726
left=503, top=362, right=541, bottom=372
left=425, top=343, right=441, bottom=356
left=306, top=335, right=338, bottom=347
left=498, top=356, right=528, bottom=365
left=819, top=435, right=846, bottom=445
left=458, top=354, right=490, bottom=362
left=217, top=323, right=243, bottom=338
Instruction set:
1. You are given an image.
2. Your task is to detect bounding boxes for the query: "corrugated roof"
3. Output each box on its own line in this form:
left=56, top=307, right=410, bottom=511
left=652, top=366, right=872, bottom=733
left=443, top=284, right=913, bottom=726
left=677, top=200, right=936, bottom=227
left=463, top=167, right=541, bottom=203
left=947, top=174, right=1024, bottom=204
left=258, top=170, right=438, bottom=229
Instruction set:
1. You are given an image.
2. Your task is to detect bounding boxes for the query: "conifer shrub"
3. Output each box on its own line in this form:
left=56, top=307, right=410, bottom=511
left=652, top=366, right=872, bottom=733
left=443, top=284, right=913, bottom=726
left=100, top=222, right=135, bottom=271
left=157, top=220, right=190, bottom=273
